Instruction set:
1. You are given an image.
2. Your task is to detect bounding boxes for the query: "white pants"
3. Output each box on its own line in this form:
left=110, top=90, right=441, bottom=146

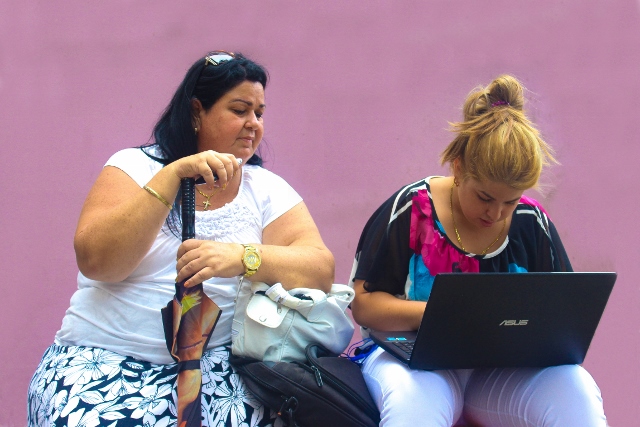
left=362, top=347, right=606, bottom=427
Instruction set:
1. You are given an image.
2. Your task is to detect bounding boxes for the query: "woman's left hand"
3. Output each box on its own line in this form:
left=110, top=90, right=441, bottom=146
left=176, top=240, right=245, bottom=287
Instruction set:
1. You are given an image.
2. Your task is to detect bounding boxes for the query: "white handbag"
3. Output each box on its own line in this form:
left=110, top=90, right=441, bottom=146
left=231, top=279, right=355, bottom=363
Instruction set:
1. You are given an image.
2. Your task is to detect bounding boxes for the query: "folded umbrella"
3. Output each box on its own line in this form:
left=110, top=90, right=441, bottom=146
left=162, top=178, right=222, bottom=427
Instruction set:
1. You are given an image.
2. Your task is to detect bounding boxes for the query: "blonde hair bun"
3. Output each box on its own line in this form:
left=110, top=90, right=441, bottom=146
left=441, top=74, right=556, bottom=190
left=463, top=75, right=525, bottom=121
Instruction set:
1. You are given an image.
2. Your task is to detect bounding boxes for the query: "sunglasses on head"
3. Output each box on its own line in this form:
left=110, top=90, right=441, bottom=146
left=204, top=50, right=236, bottom=66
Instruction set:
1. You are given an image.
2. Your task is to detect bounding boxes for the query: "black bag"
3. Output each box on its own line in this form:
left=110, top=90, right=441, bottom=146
left=231, top=344, right=380, bottom=427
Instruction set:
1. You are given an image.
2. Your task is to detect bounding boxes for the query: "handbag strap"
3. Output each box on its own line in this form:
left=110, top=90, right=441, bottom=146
left=265, top=283, right=323, bottom=310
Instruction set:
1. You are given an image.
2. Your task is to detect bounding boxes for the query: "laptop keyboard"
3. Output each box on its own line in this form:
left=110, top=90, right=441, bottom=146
left=393, top=340, right=415, bottom=354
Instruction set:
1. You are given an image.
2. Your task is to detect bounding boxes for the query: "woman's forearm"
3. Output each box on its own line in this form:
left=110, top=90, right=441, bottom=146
left=249, top=244, right=335, bottom=292
left=175, top=201, right=335, bottom=292
left=254, top=202, right=335, bottom=292
left=351, top=280, right=426, bottom=331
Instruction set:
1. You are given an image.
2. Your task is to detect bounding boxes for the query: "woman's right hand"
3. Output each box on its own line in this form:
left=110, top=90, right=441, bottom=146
left=170, top=150, right=241, bottom=190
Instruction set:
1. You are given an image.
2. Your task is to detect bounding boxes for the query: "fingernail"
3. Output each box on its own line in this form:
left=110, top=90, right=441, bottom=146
left=236, top=158, right=243, bottom=165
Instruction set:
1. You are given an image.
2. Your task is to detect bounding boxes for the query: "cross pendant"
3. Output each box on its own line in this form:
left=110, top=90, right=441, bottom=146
left=202, top=200, right=211, bottom=210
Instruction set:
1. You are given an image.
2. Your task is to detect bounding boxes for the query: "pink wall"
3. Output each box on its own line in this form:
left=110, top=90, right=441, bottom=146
left=2, top=0, right=638, bottom=424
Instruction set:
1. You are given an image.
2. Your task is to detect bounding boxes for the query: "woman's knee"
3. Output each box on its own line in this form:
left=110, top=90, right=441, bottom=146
left=465, top=365, right=606, bottom=427
left=363, top=349, right=464, bottom=426
left=524, top=365, right=600, bottom=402
left=531, top=365, right=606, bottom=426
left=541, top=365, right=604, bottom=406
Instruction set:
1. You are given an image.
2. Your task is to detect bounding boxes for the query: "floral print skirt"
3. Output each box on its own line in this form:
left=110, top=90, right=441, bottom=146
left=28, top=344, right=282, bottom=427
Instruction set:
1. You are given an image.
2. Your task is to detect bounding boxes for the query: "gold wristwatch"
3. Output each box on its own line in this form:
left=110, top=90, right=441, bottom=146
left=241, top=244, right=261, bottom=277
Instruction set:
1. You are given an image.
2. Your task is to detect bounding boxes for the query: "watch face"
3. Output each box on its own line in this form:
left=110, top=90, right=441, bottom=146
left=244, top=252, right=260, bottom=270
left=243, top=245, right=261, bottom=272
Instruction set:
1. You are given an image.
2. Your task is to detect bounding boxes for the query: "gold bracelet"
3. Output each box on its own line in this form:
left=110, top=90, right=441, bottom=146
left=143, top=185, right=173, bottom=210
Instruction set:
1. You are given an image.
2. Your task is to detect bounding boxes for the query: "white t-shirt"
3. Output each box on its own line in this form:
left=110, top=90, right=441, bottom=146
left=55, top=147, right=303, bottom=364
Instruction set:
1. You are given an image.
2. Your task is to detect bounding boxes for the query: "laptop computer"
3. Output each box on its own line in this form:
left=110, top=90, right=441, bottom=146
left=368, top=272, right=616, bottom=370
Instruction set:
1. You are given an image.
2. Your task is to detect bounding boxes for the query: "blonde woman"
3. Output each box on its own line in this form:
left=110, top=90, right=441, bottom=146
left=350, top=75, right=606, bottom=426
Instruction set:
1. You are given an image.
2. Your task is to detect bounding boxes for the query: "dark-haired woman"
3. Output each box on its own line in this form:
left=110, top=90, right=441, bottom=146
left=28, top=51, right=334, bottom=426
left=350, top=75, right=606, bottom=426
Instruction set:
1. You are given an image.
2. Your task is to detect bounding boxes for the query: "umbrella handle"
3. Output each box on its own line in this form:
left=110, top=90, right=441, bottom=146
left=181, top=178, right=196, bottom=242
left=175, top=178, right=196, bottom=301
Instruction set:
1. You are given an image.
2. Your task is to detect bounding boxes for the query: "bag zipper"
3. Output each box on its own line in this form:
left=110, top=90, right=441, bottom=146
left=239, top=365, right=292, bottom=400
left=305, top=355, right=379, bottom=420
left=291, top=361, right=370, bottom=424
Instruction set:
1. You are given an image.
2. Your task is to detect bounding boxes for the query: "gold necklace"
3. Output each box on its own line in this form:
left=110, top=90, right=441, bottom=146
left=195, top=185, right=222, bottom=210
left=449, top=181, right=506, bottom=255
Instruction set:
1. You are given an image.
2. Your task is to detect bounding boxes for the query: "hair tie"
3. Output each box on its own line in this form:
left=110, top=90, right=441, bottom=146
left=491, top=100, right=509, bottom=107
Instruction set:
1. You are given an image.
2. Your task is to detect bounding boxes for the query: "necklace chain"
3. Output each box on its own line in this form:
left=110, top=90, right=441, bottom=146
left=194, top=170, right=238, bottom=210
left=195, top=185, right=222, bottom=210
left=449, top=181, right=506, bottom=255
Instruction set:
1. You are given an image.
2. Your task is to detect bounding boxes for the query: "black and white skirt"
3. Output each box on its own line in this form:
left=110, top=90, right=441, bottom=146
left=28, top=344, right=282, bottom=427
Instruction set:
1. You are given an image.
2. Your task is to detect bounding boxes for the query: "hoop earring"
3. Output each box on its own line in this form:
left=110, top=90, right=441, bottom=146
left=454, top=177, right=460, bottom=187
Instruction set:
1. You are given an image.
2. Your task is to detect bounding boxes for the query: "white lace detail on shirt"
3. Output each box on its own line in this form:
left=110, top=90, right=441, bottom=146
left=195, top=201, right=258, bottom=240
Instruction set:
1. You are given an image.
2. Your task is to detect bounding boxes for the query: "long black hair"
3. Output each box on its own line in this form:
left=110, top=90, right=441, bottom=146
left=143, top=51, right=269, bottom=236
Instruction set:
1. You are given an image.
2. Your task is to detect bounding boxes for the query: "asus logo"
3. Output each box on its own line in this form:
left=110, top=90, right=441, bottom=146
left=500, top=320, right=528, bottom=326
